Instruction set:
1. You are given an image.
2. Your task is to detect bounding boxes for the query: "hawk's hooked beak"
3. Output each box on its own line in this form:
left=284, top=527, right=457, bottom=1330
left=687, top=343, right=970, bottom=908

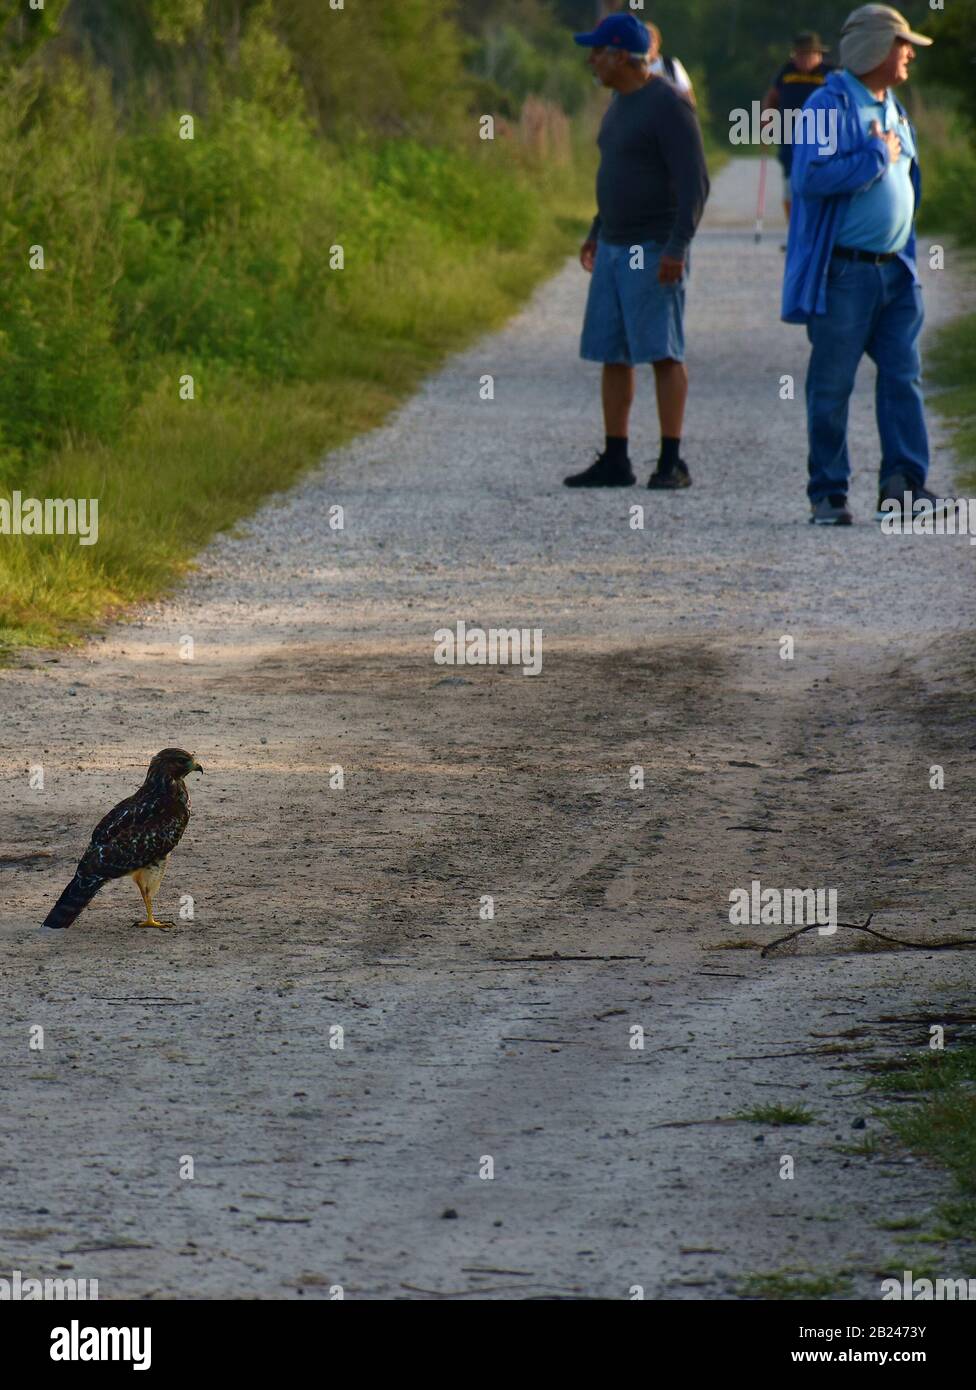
left=189, top=757, right=203, bottom=774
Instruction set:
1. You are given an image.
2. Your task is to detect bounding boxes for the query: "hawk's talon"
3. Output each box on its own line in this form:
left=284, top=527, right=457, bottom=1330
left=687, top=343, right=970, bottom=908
left=133, top=918, right=176, bottom=930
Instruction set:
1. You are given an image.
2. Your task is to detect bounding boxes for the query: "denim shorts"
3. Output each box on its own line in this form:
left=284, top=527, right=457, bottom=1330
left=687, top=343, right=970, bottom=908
left=580, top=239, right=687, bottom=366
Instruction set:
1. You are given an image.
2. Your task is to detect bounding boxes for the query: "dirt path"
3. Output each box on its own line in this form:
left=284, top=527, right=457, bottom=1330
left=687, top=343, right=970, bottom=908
left=2, top=159, right=975, bottom=1300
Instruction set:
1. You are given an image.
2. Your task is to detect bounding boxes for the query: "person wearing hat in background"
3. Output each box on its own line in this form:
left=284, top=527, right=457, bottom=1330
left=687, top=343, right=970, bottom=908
left=763, top=32, right=833, bottom=225
left=565, top=11, right=709, bottom=491
left=782, top=5, right=942, bottom=527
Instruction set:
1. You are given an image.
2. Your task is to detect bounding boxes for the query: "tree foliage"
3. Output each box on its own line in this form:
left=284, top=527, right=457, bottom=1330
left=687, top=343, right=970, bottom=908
left=1, top=0, right=952, bottom=127
left=925, top=0, right=976, bottom=133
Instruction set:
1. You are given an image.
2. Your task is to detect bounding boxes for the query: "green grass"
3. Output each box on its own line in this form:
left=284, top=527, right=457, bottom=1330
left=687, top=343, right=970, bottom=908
left=877, top=1215, right=924, bottom=1232
left=0, top=13, right=602, bottom=654
left=0, top=97, right=592, bottom=650
left=933, top=1200, right=976, bottom=1246
left=912, top=101, right=976, bottom=494
left=1, top=368, right=409, bottom=647
left=736, top=1270, right=852, bottom=1300
left=929, top=310, right=976, bottom=494
left=914, top=102, right=976, bottom=250
left=736, top=1104, right=816, bottom=1126
left=868, top=1045, right=976, bottom=1246
left=870, top=1046, right=976, bottom=1095
left=2, top=208, right=590, bottom=648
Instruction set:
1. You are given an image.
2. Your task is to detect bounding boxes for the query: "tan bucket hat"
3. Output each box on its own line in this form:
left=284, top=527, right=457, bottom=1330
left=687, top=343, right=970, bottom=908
left=840, top=5, right=933, bottom=75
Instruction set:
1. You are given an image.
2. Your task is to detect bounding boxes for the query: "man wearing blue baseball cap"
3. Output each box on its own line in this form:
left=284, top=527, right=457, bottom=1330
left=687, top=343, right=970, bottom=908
left=565, top=12, right=709, bottom=490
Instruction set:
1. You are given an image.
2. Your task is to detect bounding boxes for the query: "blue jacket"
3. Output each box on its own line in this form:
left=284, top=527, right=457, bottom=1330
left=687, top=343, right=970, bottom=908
left=781, top=70, right=922, bottom=324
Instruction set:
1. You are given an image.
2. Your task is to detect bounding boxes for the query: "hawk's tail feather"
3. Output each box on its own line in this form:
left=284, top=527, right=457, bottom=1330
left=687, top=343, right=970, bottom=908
left=42, top=871, right=105, bottom=930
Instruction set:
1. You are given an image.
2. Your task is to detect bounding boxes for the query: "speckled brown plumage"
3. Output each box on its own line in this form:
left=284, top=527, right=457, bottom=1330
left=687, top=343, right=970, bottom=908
left=42, top=749, right=203, bottom=930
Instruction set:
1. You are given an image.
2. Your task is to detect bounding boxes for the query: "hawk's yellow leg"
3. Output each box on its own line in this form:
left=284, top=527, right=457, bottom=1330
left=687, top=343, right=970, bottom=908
left=132, top=867, right=175, bottom=929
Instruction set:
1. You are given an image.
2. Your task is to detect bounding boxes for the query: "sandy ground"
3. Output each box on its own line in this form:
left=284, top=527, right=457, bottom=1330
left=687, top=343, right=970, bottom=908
left=2, top=159, right=975, bottom=1301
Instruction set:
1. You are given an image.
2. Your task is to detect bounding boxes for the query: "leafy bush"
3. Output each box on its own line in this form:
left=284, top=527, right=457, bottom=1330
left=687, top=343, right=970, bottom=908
left=914, top=101, right=976, bottom=245
left=0, top=65, right=132, bottom=474
left=0, top=0, right=596, bottom=644
left=0, top=15, right=554, bottom=485
left=115, top=100, right=332, bottom=375
left=345, top=139, right=540, bottom=251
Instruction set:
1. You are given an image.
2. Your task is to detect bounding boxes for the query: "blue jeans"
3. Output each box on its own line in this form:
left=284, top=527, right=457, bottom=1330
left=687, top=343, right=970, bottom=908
left=805, top=255, right=928, bottom=502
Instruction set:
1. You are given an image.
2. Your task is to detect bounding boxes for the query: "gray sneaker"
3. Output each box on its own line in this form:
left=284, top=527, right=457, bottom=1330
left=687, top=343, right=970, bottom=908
left=876, top=471, right=951, bottom=523
left=810, top=495, right=853, bottom=526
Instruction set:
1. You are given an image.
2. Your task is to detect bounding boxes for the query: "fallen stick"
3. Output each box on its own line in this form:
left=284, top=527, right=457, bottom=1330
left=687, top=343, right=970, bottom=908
left=490, top=953, right=644, bottom=963
left=93, top=997, right=193, bottom=1005
left=649, top=1117, right=740, bottom=1129
left=726, top=825, right=782, bottom=833
left=500, top=1037, right=586, bottom=1045
left=726, top=1047, right=869, bottom=1061
left=400, top=1281, right=574, bottom=1298
left=761, top=914, right=976, bottom=958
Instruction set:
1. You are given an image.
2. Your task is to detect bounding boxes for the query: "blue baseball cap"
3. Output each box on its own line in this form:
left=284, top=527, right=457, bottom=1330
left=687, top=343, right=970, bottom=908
left=573, top=12, right=650, bottom=53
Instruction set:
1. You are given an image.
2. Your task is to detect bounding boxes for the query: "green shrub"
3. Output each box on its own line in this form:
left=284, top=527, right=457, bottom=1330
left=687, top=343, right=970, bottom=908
left=0, top=1, right=594, bottom=646
left=0, top=65, right=132, bottom=469
left=914, top=99, right=976, bottom=244
left=116, top=100, right=332, bottom=375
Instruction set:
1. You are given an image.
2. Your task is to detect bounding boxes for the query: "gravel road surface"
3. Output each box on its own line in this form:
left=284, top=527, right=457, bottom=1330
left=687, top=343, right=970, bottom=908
left=2, top=159, right=974, bottom=1300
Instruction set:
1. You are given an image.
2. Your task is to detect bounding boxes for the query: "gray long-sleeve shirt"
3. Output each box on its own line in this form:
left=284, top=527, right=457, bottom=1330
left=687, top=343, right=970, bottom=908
left=587, top=76, right=710, bottom=261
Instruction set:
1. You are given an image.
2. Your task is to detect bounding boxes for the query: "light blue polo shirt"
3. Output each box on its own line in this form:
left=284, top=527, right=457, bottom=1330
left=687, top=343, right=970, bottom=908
left=836, top=69, right=916, bottom=254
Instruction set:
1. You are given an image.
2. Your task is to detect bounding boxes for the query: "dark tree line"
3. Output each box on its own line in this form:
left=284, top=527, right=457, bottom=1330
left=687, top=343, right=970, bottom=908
left=2, top=0, right=970, bottom=133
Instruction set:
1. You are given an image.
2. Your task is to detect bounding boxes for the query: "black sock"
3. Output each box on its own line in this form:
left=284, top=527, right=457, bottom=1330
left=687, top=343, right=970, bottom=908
left=604, top=435, right=629, bottom=465
left=659, top=436, right=681, bottom=469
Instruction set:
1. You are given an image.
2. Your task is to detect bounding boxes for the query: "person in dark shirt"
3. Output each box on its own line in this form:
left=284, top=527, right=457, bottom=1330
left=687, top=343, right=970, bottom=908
left=763, top=32, right=833, bottom=224
left=565, top=12, right=710, bottom=491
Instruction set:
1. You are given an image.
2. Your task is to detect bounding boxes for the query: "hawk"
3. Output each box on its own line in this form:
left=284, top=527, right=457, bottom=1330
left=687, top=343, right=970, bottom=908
left=42, top=748, right=203, bottom=931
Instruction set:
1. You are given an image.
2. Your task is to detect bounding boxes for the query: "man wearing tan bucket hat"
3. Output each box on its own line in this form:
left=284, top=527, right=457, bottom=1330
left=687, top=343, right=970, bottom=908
left=782, top=6, right=941, bottom=527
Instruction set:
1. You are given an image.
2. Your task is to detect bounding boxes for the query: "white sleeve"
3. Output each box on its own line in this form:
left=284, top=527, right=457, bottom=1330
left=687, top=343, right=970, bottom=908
left=671, top=57, right=693, bottom=94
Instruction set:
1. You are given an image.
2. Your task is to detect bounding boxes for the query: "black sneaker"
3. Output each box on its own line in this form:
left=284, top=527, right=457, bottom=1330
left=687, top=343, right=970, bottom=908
left=876, top=472, right=952, bottom=523
left=810, top=494, right=853, bottom=526
left=647, top=459, right=691, bottom=489
left=564, top=451, right=636, bottom=488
